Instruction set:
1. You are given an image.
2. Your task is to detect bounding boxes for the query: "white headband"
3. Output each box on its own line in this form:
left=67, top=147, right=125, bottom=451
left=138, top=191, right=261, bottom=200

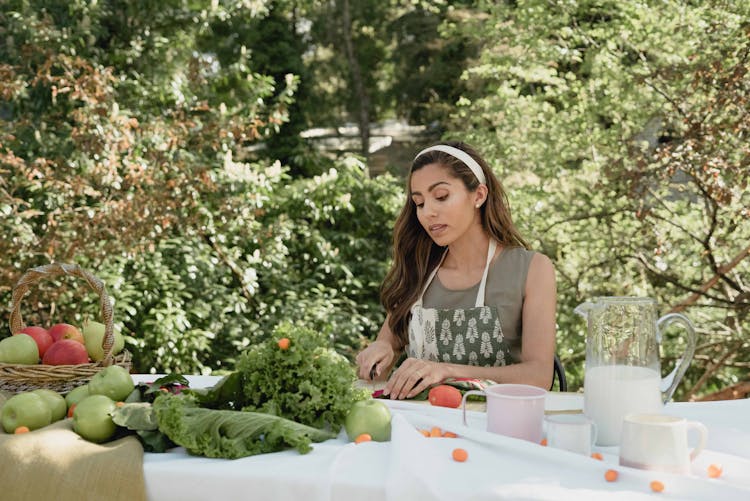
left=414, top=144, right=487, bottom=185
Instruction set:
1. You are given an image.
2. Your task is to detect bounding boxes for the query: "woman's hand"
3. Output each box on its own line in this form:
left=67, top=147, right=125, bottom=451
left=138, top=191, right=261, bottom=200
left=356, top=340, right=397, bottom=381
left=382, top=358, right=444, bottom=400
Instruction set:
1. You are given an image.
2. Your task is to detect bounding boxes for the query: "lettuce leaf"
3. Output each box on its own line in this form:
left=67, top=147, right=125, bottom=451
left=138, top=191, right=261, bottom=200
left=234, top=323, right=369, bottom=431
left=152, top=393, right=336, bottom=459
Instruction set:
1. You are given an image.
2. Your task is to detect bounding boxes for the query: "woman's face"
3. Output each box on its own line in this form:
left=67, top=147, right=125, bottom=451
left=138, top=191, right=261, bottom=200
left=410, top=163, right=482, bottom=246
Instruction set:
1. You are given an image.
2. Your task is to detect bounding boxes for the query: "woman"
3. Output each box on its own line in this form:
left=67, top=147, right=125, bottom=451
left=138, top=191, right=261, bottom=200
left=356, top=141, right=557, bottom=399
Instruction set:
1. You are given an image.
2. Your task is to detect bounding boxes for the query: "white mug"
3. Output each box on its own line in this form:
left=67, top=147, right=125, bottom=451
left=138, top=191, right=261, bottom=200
left=619, top=413, right=708, bottom=474
left=545, top=414, right=598, bottom=455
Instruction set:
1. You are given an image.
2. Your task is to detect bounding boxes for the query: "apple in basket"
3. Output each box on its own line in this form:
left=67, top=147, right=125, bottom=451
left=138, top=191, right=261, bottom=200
left=17, top=326, right=54, bottom=358
left=72, top=394, right=117, bottom=443
left=0, top=334, right=40, bottom=364
left=42, top=339, right=90, bottom=365
left=1, top=392, right=53, bottom=433
left=48, top=323, right=85, bottom=344
left=82, top=320, right=125, bottom=362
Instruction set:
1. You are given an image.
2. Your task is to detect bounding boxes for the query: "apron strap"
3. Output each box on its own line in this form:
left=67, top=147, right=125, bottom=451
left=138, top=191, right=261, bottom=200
left=475, top=239, right=497, bottom=308
left=413, top=249, right=448, bottom=308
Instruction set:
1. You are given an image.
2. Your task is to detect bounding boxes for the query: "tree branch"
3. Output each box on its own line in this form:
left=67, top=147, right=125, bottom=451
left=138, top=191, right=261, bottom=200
left=202, top=233, right=255, bottom=302
left=685, top=341, right=739, bottom=400
left=668, top=243, right=750, bottom=313
left=694, top=381, right=750, bottom=401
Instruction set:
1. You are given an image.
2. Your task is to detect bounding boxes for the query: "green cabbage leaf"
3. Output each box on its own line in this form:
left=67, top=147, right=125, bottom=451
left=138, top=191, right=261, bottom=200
left=152, top=393, right=336, bottom=459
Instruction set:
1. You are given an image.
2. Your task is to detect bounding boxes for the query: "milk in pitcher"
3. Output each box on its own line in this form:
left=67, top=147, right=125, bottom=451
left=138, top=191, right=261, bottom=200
left=584, top=365, right=662, bottom=446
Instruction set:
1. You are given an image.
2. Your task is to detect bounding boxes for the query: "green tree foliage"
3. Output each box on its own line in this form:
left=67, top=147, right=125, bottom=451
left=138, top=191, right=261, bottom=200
left=387, top=2, right=479, bottom=125
left=449, top=0, right=749, bottom=397
left=300, top=0, right=477, bottom=154
left=1, top=0, right=401, bottom=374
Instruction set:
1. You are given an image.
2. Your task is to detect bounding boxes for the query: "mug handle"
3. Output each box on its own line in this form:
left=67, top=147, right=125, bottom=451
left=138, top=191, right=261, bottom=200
left=687, top=421, right=709, bottom=461
left=657, top=313, right=696, bottom=403
left=462, top=390, right=486, bottom=426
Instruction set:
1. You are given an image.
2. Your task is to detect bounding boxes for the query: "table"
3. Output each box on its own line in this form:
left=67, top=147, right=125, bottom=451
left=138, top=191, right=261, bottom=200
left=137, top=375, right=750, bottom=501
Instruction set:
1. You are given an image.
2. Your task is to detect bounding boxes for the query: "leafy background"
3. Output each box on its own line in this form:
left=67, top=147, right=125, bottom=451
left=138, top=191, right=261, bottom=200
left=1, top=0, right=748, bottom=400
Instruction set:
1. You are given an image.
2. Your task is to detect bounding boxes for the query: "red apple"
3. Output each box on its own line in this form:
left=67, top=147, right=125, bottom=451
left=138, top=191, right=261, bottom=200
left=42, top=339, right=89, bottom=365
left=17, top=326, right=54, bottom=358
left=48, top=323, right=85, bottom=344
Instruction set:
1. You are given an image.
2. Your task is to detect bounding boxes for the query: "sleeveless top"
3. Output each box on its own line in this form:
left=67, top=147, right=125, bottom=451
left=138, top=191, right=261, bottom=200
left=406, top=242, right=535, bottom=366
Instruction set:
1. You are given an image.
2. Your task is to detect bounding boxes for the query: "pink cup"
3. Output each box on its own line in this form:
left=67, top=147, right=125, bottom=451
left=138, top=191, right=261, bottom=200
left=462, top=384, right=547, bottom=442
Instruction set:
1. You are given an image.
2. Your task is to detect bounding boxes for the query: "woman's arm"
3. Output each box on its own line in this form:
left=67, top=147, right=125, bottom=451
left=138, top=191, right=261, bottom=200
left=382, top=253, right=557, bottom=399
left=355, top=315, right=403, bottom=381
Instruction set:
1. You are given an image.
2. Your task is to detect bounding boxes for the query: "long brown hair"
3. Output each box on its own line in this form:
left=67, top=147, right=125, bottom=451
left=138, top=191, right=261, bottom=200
left=380, top=141, right=528, bottom=349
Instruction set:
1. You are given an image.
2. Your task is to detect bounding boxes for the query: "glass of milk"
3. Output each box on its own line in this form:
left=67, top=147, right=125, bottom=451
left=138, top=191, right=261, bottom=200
left=575, top=297, right=696, bottom=446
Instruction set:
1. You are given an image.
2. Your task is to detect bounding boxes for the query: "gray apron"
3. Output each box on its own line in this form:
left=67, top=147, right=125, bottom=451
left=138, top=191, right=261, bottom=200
left=406, top=240, right=513, bottom=366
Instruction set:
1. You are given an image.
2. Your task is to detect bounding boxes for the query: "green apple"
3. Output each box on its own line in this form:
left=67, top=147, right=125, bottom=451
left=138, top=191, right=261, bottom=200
left=88, top=365, right=134, bottom=402
left=0, top=334, right=40, bottom=364
left=31, top=389, right=68, bottom=422
left=65, top=384, right=90, bottom=409
left=82, top=320, right=124, bottom=362
left=72, top=394, right=117, bottom=443
left=1, top=392, right=53, bottom=433
left=17, top=326, right=54, bottom=358
left=344, top=399, right=392, bottom=442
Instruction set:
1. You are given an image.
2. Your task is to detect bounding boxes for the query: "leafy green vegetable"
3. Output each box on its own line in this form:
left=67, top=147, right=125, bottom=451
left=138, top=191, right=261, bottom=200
left=112, top=403, right=160, bottom=431
left=136, top=429, right=176, bottom=453
left=187, top=371, right=244, bottom=410
left=111, top=402, right=175, bottom=452
left=238, top=323, right=368, bottom=430
left=152, top=393, right=336, bottom=458
left=194, top=323, right=368, bottom=431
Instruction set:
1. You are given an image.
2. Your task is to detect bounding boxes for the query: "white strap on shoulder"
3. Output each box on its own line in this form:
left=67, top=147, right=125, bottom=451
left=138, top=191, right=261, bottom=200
left=475, top=239, right=497, bottom=307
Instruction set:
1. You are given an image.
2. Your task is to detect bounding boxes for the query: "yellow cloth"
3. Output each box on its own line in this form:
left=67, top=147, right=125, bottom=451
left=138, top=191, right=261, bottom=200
left=0, top=419, right=146, bottom=501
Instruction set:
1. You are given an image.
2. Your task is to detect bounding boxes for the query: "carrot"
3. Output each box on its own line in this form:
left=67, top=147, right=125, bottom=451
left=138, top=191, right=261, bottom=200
left=419, top=429, right=430, bottom=437
left=115, top=401, right=125, bottom=407
left=442, top=431, right=458, bottom=438
left=277, top=338, right=291, bottom=350
left=604, top=469, right=618, bottom=482
left=707, top=464, right=723, bottom=478
left=429, top=426, right=442, bottom=437
left=14, top=426, right=30, bottom=434
left=650, top=480, right=664, bottom=492
left=354, top=433, right=372, bottom=444
left=591, top=452, right=603, bottom=460
left=540, top=438, right=548, bottom=446
left=452, top=448, right=468, bottom=462
left=67, top=404, right=76, bottom=418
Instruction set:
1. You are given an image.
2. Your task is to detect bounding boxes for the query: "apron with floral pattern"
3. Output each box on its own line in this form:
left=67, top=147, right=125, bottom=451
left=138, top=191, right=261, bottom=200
left=406, top=240, right=513, bottom=366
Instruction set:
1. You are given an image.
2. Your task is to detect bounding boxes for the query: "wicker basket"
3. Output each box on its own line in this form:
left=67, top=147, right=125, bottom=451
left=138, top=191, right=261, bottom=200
left=1, top=263, right=132, bottom=394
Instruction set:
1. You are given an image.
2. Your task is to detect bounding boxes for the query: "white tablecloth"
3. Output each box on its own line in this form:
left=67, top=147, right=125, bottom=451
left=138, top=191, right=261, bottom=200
left=136, top=375, right=750, bottom=500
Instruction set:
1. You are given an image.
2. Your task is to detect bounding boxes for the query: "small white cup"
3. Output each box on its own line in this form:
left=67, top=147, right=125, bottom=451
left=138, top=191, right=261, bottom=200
left=545, top=414, right=598, bottom=455
left=619, top=413, right=708, bottom=474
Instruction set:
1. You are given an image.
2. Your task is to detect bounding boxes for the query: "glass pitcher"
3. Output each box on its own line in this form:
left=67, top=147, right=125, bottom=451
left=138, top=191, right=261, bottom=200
left=574, top=297, right=696, bottom=446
